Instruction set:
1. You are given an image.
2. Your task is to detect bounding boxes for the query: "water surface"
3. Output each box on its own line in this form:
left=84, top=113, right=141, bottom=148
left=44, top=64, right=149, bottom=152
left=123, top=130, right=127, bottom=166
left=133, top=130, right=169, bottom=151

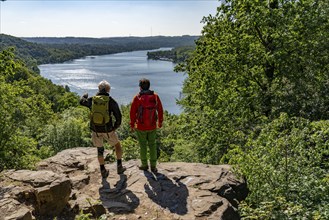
left=39, top=49, right=186, bottom=114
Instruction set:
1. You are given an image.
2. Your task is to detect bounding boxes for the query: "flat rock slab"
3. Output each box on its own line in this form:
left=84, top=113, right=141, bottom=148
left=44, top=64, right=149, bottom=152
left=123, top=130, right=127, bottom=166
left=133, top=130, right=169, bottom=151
left=1, top=147, right=248, bottom=219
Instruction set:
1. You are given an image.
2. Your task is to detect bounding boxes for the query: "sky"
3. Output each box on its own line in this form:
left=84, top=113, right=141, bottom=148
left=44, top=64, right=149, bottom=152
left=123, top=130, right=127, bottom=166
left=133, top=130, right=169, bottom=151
left=0, top=0, right=221, bottom=38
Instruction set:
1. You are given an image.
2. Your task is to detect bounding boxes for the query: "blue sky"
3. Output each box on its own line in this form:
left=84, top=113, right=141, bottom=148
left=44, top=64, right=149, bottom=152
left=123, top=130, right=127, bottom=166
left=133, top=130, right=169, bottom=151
left=0, top=0, right=220, bottom=37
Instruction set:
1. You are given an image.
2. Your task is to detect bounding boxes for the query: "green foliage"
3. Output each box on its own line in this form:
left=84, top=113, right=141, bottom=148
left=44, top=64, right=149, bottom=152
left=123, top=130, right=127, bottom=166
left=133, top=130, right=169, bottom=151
left=75, top=210, right=93, bottom=220
left=147, top=50, right=176, bottom=62
left=170, top=1, right=329, bottom=218
left=0, top=49, right=54, bottom=170
left=39, top=107, right=91, bottom=155
left=174, top=45, right=195, bottom=63
left=158, top=113, right=195, bottom=162
left=0, top=48, right=84, bottom=170
left=178, top=0, right=329, bottom=163
left=115, top=104, right=139, bottom=161
left=75, top=210, right=108, bottom=220
left=226, top=114, right=329, bottom=219
left=26, top=75, right=79, bottom=113
left=1, top=134, right=41, bottom=170
left=120, top=136, right=140, bottom=161
left=147, top=45, right=195, bottom=63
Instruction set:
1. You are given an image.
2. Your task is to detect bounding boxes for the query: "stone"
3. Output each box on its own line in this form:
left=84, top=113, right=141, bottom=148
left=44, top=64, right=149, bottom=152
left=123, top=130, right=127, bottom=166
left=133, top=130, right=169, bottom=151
left=1, top=169, right=71, bottom=218
left=0, top=198, right=33, bottom=220
left=0, top=147, right=248, bottom=219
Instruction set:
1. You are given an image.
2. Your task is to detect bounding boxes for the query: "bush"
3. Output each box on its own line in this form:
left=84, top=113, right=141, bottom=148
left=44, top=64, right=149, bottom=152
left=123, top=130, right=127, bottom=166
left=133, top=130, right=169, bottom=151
left=39, top=107, right=91, bottom=155
left=226, top=113, right=329, bottom=219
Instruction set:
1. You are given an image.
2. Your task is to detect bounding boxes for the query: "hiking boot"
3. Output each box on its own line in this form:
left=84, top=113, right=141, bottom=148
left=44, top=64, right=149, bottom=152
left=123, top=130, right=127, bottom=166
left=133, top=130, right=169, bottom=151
left=139, top=165, right=149, bottom=171
left=101, top=169, right=109, bottom=178
left=117, top=164, right=126, bottom=174
left=151, top=167, right=158, bottom=173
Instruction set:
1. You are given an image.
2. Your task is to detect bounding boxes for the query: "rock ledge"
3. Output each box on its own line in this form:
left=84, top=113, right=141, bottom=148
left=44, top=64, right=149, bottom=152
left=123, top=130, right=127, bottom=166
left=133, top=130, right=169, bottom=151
left=0, top=147, right=248, bottom=220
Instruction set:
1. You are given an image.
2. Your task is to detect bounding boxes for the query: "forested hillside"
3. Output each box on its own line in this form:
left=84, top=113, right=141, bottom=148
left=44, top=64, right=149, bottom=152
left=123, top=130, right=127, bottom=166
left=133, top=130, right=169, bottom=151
left=0, top=48, right=81, bottom=170
left=1, top=0, right=329, bottom=218
left=147, top=45, right=195, bottom=63
left=0, top=34, right=49, bottom=72
left=1, top=34, right=198, bottom=65
left=23, top=35, right=198, bottom=47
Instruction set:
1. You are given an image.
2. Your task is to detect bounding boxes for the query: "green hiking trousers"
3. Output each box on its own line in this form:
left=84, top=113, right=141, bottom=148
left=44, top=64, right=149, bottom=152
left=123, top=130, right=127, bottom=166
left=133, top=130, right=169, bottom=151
left=136, top=129, right=157, bottom=167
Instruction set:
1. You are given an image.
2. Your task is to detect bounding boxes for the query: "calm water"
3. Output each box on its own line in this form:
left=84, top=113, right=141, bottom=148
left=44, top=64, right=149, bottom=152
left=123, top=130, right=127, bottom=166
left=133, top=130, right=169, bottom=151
left=39, top=49, right=186, bottom=114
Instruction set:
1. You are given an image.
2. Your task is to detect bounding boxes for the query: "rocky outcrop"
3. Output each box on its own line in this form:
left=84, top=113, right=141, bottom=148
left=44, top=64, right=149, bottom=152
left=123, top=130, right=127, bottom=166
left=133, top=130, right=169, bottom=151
left=0, top=170, right=71, bottom=219
left=0, top=147, right=248, bottom=219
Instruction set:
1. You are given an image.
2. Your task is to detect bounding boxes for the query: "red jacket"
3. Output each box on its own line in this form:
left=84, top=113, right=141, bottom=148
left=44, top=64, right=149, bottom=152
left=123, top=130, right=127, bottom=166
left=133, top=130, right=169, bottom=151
left=130, top=90, right=163, bottom=131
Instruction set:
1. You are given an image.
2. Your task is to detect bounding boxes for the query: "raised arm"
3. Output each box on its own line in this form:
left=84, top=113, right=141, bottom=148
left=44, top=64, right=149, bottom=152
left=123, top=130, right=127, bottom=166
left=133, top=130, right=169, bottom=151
left=79, top=93, right=92, bottom=109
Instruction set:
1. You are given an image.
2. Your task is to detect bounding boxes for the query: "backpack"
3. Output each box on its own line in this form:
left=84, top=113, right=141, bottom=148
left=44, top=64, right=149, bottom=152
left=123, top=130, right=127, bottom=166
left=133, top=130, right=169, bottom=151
left=137, top=92, right=157, bottom=127
left=90, top=95, right=110, bottom=126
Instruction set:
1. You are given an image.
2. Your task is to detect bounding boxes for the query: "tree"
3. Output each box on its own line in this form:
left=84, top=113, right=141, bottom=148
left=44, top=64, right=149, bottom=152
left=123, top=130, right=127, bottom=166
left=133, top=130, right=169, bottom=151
left=0, top=48, right=81, bottom=170
left=39, top=107, right=91, bottom=154
left=178, top=0, right=329, bottom=163
left=175, top=1, right=329, bottom=217
left=0, top=49, right=53, bottom=170
left=226, top=113, right=329, bottom=219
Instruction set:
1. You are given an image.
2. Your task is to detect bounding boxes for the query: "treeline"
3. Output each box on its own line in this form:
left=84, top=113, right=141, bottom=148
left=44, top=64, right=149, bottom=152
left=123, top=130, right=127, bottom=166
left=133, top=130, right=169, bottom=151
left=23, top=35, right=198, bottom=47
left=0, top=34, right=198, bottom=66
left=147, top=45, right=195, bottom=63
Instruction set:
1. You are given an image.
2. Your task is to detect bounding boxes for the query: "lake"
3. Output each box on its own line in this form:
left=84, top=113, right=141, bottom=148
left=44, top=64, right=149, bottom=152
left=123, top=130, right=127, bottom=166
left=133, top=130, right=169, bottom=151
left=39, top=49, right=186, bottom=114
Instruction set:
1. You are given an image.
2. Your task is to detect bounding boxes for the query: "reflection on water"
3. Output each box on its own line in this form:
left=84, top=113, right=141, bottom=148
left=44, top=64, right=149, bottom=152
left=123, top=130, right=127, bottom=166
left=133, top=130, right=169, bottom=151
left=39, top=49, right=186, bottom=114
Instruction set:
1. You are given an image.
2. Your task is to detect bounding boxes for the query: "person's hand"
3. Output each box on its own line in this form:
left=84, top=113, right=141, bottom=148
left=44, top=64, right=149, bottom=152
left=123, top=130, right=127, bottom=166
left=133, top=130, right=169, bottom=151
left=158, top=122, right=162, bottom=128
left=83, top=93, right=88, bottom=98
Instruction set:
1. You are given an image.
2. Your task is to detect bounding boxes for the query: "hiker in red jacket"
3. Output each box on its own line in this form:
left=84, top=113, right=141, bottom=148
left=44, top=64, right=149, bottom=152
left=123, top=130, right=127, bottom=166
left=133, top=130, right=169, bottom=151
left=130, top=78, right=164, bottom=173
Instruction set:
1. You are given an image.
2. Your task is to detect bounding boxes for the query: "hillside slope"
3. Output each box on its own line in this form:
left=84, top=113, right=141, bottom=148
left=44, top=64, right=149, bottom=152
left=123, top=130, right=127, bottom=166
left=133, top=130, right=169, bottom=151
left=1, top=34, right=198, bottom=66
left=23, top=35, right=198, bottom=47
